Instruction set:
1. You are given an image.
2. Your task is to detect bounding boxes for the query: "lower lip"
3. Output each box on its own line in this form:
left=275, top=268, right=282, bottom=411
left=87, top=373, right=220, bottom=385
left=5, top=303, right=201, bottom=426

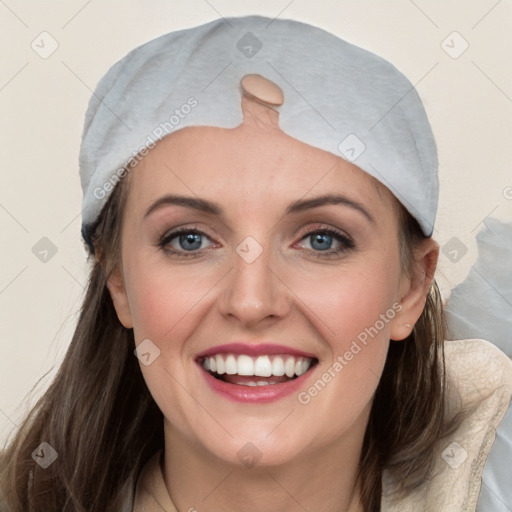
left=198, top=364, right=314, bottom=403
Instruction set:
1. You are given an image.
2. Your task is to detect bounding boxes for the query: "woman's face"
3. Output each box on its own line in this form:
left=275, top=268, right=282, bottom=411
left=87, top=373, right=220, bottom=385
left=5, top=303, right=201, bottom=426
left=108, top=108, right=434, bottom=469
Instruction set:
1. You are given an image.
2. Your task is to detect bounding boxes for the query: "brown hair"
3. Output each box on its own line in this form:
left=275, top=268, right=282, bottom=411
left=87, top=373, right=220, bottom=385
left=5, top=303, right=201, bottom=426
left=0, top=172, right=446, bottom=512
left=358, top=207, right=447, bottom=511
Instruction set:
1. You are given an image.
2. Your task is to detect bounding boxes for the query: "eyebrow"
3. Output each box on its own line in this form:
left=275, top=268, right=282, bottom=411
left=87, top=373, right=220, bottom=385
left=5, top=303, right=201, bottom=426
left=144, top=193, right=374, bottom=223
left=285, top=194, right=374, bottom=223
left=144, top=195, right=222, bottom=218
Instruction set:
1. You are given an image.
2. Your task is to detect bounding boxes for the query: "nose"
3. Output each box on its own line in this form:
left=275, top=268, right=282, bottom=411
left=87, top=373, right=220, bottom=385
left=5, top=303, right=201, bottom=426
left=217, top=240, right=291, bottom=328
left=215, top=75, right=288, bottom=328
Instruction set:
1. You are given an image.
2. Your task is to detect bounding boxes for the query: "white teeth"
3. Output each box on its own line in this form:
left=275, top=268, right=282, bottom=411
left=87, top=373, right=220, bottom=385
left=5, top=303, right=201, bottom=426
left=297, top=358, right=312, bottom=376
left=271, top=356, right=285, bottom=376
left=295, top=358, right=310, bottom=376
left=254, top=355, right=272, bottom=377
left=202, top=353, right=314, bottom=378
left=285, top=357, right=295, bottom=378
left=225, top=354, right=237, bottom=375
left=215, top=354, right=225, bottom=375
left=237, top=355, right=255, bottom=376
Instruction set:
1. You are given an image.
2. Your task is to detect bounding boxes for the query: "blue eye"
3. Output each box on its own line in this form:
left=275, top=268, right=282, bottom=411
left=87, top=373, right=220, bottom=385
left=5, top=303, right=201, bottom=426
left=158, top=228, right=214, bottom=257
left=310, top=232, right=334, bottom=251
left=157, top=226, right=355, bottom=259
left=299, top=228, right=355, bottom=256
left=177, top=232, right=203, bottom=251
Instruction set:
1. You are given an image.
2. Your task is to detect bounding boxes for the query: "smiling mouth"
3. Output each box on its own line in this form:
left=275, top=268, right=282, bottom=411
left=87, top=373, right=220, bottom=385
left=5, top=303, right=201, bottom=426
left=199, top=354, right=319, bottom=386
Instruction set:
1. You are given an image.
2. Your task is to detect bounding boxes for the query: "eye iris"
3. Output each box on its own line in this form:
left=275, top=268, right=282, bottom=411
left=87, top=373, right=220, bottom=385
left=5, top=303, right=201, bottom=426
left=310, top=233, right=332, bottom=251
left=179, top=233, right=202, bottom=250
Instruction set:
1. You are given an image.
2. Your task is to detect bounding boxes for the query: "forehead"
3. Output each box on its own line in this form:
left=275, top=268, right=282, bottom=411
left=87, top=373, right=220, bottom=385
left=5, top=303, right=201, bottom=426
left=126, top=124, right=395, bottom=214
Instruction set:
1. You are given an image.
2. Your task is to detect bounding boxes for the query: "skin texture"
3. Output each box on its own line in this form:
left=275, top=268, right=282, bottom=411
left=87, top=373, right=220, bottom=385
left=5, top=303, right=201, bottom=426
left=107, top=98, right=438, bottom=512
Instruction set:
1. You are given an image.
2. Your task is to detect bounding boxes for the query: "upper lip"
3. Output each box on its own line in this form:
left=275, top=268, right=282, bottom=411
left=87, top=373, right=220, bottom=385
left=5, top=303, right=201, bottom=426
left=196, top=342, right=317, bottom=360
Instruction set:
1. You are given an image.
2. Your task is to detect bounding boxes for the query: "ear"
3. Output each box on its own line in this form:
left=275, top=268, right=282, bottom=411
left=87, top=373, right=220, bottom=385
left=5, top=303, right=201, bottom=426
left=106, top=265, right=133, bottom=329
left=390, top=238, right=439, bottom=341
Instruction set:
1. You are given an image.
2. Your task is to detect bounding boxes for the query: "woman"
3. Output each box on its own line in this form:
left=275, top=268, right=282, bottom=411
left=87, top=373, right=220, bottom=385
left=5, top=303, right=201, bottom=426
left=1, top=15, right=511, bottom=512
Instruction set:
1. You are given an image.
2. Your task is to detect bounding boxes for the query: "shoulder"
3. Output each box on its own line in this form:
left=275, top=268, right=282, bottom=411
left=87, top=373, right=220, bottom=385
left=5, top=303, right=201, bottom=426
left=382, top=338, right=512, bottom=512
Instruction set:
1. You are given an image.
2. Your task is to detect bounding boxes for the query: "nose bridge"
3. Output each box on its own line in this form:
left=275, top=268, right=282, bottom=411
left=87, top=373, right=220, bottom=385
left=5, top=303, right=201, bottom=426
left=215, top=73, right=287, bottom=326
left=218, top=234, right=289, bottom=325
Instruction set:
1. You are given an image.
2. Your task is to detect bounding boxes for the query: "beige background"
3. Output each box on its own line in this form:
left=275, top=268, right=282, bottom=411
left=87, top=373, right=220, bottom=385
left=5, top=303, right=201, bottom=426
left=1, top=0, right=511, bottom=445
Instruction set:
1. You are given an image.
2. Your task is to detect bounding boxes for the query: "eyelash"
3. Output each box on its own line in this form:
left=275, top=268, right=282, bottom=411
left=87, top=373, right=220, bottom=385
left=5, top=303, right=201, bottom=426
left=298, top=226, right=355, bottom=256
left=156, top=226, right=356, bottom=259
left=157, top=227, right=215, bottom=259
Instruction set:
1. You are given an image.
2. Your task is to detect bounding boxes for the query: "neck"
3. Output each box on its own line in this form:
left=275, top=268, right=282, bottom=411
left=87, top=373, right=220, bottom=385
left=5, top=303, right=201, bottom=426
left=161, top=423, right=366, bottom=512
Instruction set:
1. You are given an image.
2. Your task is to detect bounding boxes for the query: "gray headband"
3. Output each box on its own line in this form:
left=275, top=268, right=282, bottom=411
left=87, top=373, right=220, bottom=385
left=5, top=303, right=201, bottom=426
left=79, top=15, right=438, bottom=250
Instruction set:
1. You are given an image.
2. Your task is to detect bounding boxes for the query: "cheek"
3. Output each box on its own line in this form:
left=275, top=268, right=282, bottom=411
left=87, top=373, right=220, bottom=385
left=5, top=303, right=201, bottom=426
left=288, top=262, right=400, bottom=413
left=123, top=259, right=219, bottom=432
left=290, top=260, right=401, bottom=346
left=124, top=258, right=218, bottom=344
left=335, top=274, right=398, bottom=344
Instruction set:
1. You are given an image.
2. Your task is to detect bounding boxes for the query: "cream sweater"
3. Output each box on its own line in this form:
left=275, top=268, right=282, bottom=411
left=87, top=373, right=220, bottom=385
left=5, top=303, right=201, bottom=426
left=131, top=339, right=512, bottom=512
